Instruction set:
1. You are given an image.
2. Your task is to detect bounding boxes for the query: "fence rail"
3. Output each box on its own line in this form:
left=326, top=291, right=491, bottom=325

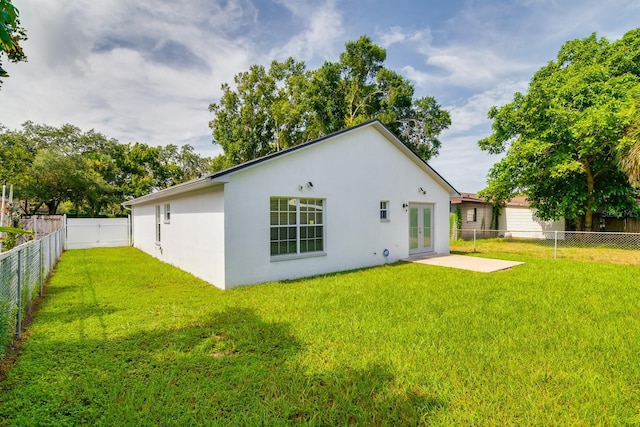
left=453, top=228, right=640, bottom=259
left=0, top=228, right=65, bottom=357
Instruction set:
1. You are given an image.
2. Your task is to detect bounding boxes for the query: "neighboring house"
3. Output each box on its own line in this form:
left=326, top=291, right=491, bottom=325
left=123, top=120, right=459, bottom=290
left=451, top=193, right=565, bottom=238
left=450, top=192, right=493, bottom=230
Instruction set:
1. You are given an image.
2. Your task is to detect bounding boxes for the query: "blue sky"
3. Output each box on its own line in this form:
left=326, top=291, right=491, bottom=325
left=2, top=0, right=639, bottom=191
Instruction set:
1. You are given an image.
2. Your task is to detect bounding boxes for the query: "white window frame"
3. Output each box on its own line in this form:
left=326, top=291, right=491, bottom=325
left=380, top=200, right=390, bottom=222
left=155, top=205, right=161, bottom=244
left=270, top=197, right=325, bottom=260
left=164, top=203, right=171, bottom=224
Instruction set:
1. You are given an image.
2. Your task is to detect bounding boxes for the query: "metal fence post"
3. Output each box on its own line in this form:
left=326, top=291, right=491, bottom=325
left=39, top=238, right=44, bottom=297
left=48, top=232, right=52, bottom=274
left=554, top=231, right=558, bottom=260
left=473, top=229, right=477, bottom=252
left=16, top=248, right=22, bottom=338
left=63, top=214, right=67, bottom=250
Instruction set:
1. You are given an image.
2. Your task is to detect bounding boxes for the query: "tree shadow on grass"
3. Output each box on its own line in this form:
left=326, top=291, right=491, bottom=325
left=43, top=283, right=80, bottom=296
left=1, top=307, right=446, bottom=425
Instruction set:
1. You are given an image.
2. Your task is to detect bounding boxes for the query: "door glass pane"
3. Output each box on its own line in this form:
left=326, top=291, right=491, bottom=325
left=423, top=207, right=432, bottom=249
left=409, top=207, right=418, bottom=250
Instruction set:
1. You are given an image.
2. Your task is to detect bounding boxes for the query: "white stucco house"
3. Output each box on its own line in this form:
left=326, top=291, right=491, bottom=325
left=123, top=120, right=459, bottom=289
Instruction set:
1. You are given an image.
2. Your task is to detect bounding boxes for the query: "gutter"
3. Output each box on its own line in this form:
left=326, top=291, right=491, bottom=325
left=122, top=176, right=226, bottom=207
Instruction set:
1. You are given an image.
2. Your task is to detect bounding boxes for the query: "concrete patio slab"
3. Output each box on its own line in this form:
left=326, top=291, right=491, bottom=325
left=407, top=254, right=524, bottom=273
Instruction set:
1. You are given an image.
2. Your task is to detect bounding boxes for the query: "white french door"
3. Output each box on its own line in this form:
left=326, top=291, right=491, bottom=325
left=409, top=204, right=434, bottom=255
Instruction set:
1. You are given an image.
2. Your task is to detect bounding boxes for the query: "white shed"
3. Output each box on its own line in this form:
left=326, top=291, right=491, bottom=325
left=499, top=196, right=565, bottom=238
left=123, top=120, right=459, bottom=289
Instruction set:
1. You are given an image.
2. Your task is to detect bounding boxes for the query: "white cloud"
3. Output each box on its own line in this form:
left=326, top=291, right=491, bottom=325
left=428, top=82, right=527, bottom=192
left=374, top=20, right=532, bottom=94
left=377, top=26, right=408, bottom=48
left=402, top=43, right=533, bottom=91
left=429, top=133, right=504, bottom=192
left=514, top=0, right=640, bottom=44
left=443, top=80, right=528, bottom=135
left=1, top=0, right=257, bottom=149
left=267, top=0, right=344, bottom=62
left=1, top=0, right=348, bottom=156
left=379, top=27, right=431, bottom=47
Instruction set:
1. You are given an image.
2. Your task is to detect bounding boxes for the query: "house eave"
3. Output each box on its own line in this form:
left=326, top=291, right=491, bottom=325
left=122, top=177, right=225, bottom=207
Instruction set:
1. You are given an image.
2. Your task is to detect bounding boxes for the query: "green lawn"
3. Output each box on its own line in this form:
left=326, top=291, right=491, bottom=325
left=452, top=237, right=640, bottom=265
left=1, top=247, right=640, bottom=425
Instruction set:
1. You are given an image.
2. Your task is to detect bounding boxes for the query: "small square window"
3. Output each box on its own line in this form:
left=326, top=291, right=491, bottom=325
left=467, top=207, right=477, bottom=222
left=164, top=203, right=171, bottom=224
left=380, top=201, right=389, bottom=221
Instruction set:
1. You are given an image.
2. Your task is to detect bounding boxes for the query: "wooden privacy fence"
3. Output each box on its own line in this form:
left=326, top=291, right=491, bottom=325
left=19, top=215, right=65, bottom=241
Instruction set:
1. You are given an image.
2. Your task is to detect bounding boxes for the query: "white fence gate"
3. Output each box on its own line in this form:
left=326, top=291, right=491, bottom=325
left=65, top=217, right=131, bottom=249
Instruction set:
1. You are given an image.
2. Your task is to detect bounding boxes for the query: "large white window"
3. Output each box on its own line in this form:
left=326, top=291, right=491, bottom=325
left=270, top=197, right=324, bottom=257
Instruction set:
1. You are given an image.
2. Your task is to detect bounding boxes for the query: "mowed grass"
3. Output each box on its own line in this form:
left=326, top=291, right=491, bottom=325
left=452, top=238, right=640, bottom=265
left=1, top=248, right=640, bottom=425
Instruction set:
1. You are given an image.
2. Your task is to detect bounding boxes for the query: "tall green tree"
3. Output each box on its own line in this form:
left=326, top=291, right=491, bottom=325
left=0, top=123, right=213, bottom=215
left=209, top=59, right=308, bottom=164
left=209, top=35, right=450, bottom=168
left=304, top=61, right=346, bottom=138
left=479, top=29, right=640, bottom=230
left=339, top=35, right=387, bottom=126
left=0, top=125, right=35, bottom=188
left=23, top=150, right=102, bottom=215
left=0, top=0, right=27, bottom=86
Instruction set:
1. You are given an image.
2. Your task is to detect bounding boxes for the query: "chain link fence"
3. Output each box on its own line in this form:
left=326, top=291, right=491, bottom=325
left=0, top=228, right=65, bottom=357
left=453, top=229, right=640, bottom=261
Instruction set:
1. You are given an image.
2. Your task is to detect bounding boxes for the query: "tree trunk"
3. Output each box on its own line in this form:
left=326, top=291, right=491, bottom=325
left=585, top=210, right=594, bottom=232
left=491, top=205, right=501, bottom=230
left=583, top=160, right=596, bottom=231
left=46, top=201, right=59, bottom=215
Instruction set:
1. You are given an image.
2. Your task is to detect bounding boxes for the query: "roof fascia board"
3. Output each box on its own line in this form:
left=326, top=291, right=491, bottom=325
left=122, top=178, right=222, bottom=206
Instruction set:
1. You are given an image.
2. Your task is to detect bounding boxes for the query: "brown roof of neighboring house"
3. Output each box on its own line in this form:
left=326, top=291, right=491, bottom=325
left=450, top=192, right=488, bottom=205
left=505, top=195, right=529, bottom=207
left=450, top=193, right=531, bottom=207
